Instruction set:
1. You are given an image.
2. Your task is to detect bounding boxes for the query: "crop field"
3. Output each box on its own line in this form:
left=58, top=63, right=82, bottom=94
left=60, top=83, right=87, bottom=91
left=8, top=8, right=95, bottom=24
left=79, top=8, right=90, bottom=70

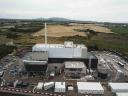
left=32, top=24, right=113, bottom=37
left=32, top=24, right=86, bottom=37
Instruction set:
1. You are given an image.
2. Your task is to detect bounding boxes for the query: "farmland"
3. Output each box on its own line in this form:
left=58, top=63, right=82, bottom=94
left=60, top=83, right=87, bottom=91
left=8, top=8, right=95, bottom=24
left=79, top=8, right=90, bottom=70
left=32, top=24, right=86, bottom=37
left=32, top=24, right=113, bottom=37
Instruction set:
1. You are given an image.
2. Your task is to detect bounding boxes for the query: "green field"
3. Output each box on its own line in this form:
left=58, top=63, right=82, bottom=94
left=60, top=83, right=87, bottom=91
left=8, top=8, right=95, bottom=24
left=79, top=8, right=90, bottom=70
left=108, top=25, right=128, bottom=37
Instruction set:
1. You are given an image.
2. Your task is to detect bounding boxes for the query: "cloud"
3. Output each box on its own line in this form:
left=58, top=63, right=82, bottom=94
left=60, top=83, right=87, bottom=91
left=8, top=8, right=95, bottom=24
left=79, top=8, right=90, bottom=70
left=0, top=0, right=128, bottom=22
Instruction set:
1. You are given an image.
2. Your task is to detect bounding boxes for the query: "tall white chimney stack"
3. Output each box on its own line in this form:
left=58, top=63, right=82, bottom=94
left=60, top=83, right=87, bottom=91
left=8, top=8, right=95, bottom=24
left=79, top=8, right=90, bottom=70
left=45, top=22, right=47, bottom=44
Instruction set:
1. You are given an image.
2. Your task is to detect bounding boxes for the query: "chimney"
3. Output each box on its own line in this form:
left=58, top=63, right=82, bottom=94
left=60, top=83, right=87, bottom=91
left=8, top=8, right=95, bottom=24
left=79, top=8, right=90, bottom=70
left=45, top=22, right=47, bottom=45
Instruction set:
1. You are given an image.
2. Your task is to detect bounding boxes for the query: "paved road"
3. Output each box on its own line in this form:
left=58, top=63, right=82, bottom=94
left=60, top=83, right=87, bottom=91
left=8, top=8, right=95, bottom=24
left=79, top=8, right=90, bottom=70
left=0, top=86, right=66, bottom=96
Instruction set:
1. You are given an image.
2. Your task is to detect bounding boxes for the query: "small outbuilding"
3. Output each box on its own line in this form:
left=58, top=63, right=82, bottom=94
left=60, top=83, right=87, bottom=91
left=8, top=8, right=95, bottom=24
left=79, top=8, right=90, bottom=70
left=36, top=82, right=43, bottom=90
left=116, top=92, right=128, bottom=96
left=77, top=82, right=104, bottom=95
left=55, top=82, right=66, bottom=93
left=44, top=82, right=54, bottom=90
left=108, top=83, right=128, bottom=93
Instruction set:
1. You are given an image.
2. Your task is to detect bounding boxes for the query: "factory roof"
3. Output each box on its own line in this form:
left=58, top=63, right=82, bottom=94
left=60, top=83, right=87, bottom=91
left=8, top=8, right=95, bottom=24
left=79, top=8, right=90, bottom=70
left=23, top=51, right=48, bottom=61
left=116, top=93, right=128, bottom=96
left=109, top=83, right=128, bottom=92
left=65, top=61, right=85, bottom=69
left=77, top=82, right=104, bottom=94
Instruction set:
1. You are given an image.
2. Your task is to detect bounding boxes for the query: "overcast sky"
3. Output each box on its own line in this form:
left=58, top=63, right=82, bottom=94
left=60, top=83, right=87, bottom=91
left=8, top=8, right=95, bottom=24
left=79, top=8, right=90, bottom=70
left=0, top=0, right=128, bottom=23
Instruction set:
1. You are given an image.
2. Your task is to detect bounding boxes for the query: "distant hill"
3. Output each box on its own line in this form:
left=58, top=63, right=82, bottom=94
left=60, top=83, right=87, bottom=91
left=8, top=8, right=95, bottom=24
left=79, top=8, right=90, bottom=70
left=41, top=17, right=98, bottom=24
left=47, top=17, right=71, bottom=22
left=1, top=17, right=128, bottom=25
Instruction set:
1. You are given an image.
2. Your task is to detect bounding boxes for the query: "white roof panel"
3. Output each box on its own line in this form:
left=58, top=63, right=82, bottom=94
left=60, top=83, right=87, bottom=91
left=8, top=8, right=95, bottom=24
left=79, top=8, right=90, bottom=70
left=77, top=82, right=104, bottom=94
left=116, top=93, right=128, bottom=96
left=77, top=82, right=104, bottom=91
left=55, top=82, right=65, bottom=89
left=109, top=83, right=128, bottom=92
left=44, top=82, right=54, bottom=87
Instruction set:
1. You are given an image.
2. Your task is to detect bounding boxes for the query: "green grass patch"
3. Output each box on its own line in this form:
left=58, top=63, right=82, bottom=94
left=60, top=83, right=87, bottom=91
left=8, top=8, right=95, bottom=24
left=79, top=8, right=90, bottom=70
left=109, top=26, right=128, bottom=37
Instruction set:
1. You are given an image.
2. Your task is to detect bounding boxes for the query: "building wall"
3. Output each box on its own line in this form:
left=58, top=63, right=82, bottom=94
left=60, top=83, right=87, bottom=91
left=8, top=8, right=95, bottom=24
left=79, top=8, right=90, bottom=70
left=65, top=67, right=86, bottom=76
left=24, top=64, right=47, bottom=72
left=32, top=46, right=87, bottom=58
left=23, top=58, right=98, bottom=73
left=48, top=58, right=98, bottom=69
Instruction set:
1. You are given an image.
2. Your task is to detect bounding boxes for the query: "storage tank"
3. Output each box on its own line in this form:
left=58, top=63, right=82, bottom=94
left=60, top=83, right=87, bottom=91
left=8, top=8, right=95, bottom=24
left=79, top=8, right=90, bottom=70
left=98, top=71, right=108, bottom=79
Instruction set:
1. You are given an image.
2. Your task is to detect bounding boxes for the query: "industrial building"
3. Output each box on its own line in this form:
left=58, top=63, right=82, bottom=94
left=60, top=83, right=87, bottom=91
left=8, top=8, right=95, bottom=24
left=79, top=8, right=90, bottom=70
left=22, top=23, right=98, bottom=75
left=77, top=82, right=104, bottom=96
left=98, top=58, right=112, bottom=79
left=108, top=83, right=128, bottom=93
left=44, top=82, right=54, bottom=90
left=64, top=61, right=86, bottom=77
left=23, top=51, right=48, bottom=74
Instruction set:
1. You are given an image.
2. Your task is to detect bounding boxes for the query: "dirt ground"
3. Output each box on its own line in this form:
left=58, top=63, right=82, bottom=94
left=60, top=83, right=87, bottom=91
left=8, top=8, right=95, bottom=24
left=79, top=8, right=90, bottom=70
left=32, top=25, right=86, bottom=37
left=32, top=24, right=113, bottom=37
left=82, top=24, right=113, bottom=33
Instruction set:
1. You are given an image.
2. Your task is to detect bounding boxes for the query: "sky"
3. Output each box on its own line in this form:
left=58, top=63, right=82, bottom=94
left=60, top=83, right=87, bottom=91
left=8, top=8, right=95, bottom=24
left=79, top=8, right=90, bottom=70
left=0, top=0, right=128, bottom=23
